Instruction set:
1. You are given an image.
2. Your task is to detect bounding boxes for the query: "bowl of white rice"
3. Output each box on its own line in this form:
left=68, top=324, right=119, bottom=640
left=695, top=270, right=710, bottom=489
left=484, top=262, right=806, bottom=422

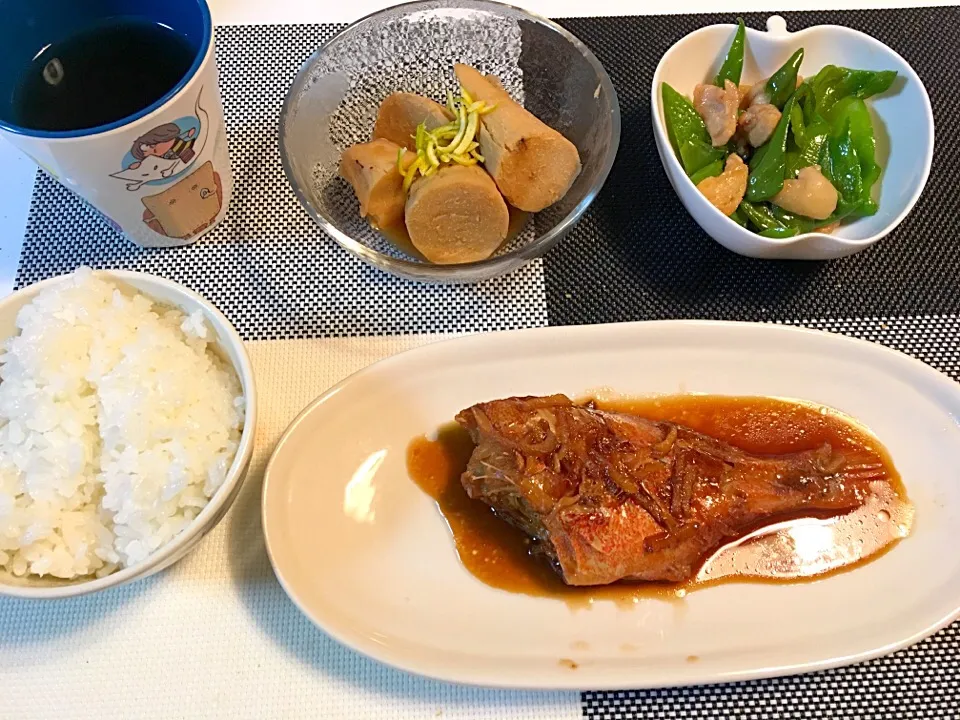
left=0, top=267, right=255, bottom=598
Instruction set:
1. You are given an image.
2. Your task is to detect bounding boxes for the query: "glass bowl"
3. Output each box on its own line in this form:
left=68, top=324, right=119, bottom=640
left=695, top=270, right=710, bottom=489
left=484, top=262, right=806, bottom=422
left=278, top=0, right=620, bottom=283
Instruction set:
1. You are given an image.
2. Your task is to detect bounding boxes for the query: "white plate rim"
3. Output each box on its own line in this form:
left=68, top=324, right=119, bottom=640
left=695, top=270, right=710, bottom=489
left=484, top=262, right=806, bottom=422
left=262, top=320, right=960, bottom=689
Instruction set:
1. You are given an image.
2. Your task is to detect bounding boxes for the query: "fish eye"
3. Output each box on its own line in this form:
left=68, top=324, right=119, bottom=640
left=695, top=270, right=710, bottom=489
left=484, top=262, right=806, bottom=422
left=191, top=184, right=198, bottom=191
left=169, top=199, right=177, bottom=206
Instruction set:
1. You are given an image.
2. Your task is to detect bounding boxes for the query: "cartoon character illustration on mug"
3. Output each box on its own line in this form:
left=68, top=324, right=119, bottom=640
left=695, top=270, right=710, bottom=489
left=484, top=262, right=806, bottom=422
left=129, top=122, right=196, bottom=171
left=110, top=85, right=210, bottom=191
left=108, top=85, right=225, bottom=239
left=141, top=160, right=223, bottom=239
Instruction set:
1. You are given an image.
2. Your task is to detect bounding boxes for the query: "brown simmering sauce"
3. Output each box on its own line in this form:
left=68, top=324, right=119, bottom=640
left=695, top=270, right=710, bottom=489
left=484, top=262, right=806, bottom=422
left=406, top=395, right=912, bottom=606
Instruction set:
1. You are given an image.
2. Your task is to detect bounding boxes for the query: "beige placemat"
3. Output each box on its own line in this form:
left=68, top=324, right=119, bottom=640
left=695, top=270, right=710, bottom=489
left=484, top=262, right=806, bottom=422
left=1, top=335, right=580, bottom=720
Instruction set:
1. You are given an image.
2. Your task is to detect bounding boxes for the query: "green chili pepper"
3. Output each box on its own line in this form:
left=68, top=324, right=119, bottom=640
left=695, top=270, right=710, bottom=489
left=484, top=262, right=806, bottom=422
left=745, top=200, right=846, bottom=236
left=739, top=200, right=786, bottom=233
left=789, top=102, right=807, bottom=146
left=786, top=81, right=834, bottom=180
left=770, top=205, right=818, bottom=232
left=800, top=123, right=829, bottom=165
left=662, top=82, right=711, bottom=156
left=771, top=174, right=876, bottom=234
left=810, top=65, right=897, bottom=119
left=714, top=19, right=746, bottom=87
left=759, top=226, right=800, bottom=239
left=784, top=150, right=803, bottom=180
left=792, top=82, right=819, bottom=125
left=679, top=139, right=726, bottom=176
left=757, top=204, right=842, bottom=236
left=729, top=207, right=748, bottom=227
left=746, top=95, right=796, bottom=202
left=820, top=116, right=863, bottom=216
left=689, top=158, right=725, bottom=185
left=835, top=197, right=879, bottom=222
left=786, top=120, right=829, bottom=178
left=830, top=97, right=878, bottom=187
left=856, top=198, right=879, bottom=217
left=820, top=106, right=883, bottom=221
left=766, top=49, right=804, bottom=109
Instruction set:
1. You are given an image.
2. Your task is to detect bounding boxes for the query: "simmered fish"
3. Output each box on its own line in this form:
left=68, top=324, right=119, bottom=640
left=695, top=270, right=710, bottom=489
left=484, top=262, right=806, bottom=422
left=456, top=395, right=889, bottom=586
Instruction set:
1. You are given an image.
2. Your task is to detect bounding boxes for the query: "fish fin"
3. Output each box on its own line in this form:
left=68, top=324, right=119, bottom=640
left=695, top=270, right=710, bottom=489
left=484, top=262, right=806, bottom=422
left=827, top=448, right=888, bottom=483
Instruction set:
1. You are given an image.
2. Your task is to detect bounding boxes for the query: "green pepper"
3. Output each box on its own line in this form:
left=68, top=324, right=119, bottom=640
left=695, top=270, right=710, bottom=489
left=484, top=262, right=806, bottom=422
left=770, top=205, right=818, bottom=233
left=829, top=97, right=878, bottom=187
left=766, top=49, right=804, bottom=109
left=679, top=139, right=726, bottom=176
left=820, top=116, right=863, bottom=216
left=835, top=197, right=879, bottom=221
left=809, top=65, right=897, bottom=119
left=789, top=102, right=807, bottom=146
left=800, top=123, right=829, bottom=165
left=746, top=201, right=841, bottom=237
left=739, top=199, right=786, bottom=233
left=689, top=158, right=725, bottom=185
left=820, top=105, right=884, bottom=220
left=784, top=150, right=803, bottom=180
left=786, top=120, right=829, bottom=178
left=856, top=198, right=879, bottom=217
left=746, top=95, right=796, bottom=202
left=714, top=19, right=746, bottom=87
left=759, top=226, right=800, bottom=239
left=747, top=201, right=850, bottom=236
left=775, top=199, right=874, bottom=232
left=662, top=83, right=711, bottom=156
left=792, top=82, right=819, bottom=126
left=786, top=83, right=831, bottom=179
left=729, top=207, right=748, bottom=227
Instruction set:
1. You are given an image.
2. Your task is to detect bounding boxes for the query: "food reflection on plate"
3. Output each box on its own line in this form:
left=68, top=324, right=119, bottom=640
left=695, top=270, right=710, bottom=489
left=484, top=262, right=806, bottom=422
left=339, top=64, right=581, bottom=264
left=408, top=394, right=912, bottom=605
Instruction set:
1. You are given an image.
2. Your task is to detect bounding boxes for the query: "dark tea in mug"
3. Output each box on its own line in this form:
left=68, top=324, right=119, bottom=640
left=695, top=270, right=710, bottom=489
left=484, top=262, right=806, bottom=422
left=0, top=0, right=232, bottom=249
left=11, top=18, right=196, bottom=133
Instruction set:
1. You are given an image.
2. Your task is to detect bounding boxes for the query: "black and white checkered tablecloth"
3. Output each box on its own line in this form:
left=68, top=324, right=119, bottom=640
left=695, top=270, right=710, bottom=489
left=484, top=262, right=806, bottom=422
left=14, top=9, right=960, bottom=718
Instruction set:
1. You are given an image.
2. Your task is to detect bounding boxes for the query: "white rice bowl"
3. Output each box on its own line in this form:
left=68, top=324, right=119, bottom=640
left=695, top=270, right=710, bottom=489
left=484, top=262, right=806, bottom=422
left=0, top=268, right=245, bottom=582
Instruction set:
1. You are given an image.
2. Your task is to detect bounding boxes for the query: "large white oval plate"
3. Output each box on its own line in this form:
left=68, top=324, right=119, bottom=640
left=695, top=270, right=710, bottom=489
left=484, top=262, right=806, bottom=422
left=262, top=321, right=960, bottom=690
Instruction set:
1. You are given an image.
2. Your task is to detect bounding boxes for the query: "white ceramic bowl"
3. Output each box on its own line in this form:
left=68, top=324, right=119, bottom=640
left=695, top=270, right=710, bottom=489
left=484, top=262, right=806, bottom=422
left=651, top=15, right=934, bottom=260
left=0, top=270, right=257, bottom=599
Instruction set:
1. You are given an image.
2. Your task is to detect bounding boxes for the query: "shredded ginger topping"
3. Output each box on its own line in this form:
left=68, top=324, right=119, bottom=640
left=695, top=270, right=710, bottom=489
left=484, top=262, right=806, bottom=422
left=398, top=88, right=496, bottom=192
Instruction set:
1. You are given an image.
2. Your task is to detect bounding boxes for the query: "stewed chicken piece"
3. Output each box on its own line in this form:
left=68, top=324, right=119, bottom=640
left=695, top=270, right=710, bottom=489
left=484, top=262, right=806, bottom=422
left=772, top=165, right=839, bottom=220
left=693, top=80, right=740, bottom=147
left=737, top=103, right=781, bottom=147
left=696, top=153, right=748, bottom=216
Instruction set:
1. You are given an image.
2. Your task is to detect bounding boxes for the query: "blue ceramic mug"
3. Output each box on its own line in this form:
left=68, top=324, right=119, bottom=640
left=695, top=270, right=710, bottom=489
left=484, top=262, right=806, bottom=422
left=0, top=0, right=232, bottom=247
